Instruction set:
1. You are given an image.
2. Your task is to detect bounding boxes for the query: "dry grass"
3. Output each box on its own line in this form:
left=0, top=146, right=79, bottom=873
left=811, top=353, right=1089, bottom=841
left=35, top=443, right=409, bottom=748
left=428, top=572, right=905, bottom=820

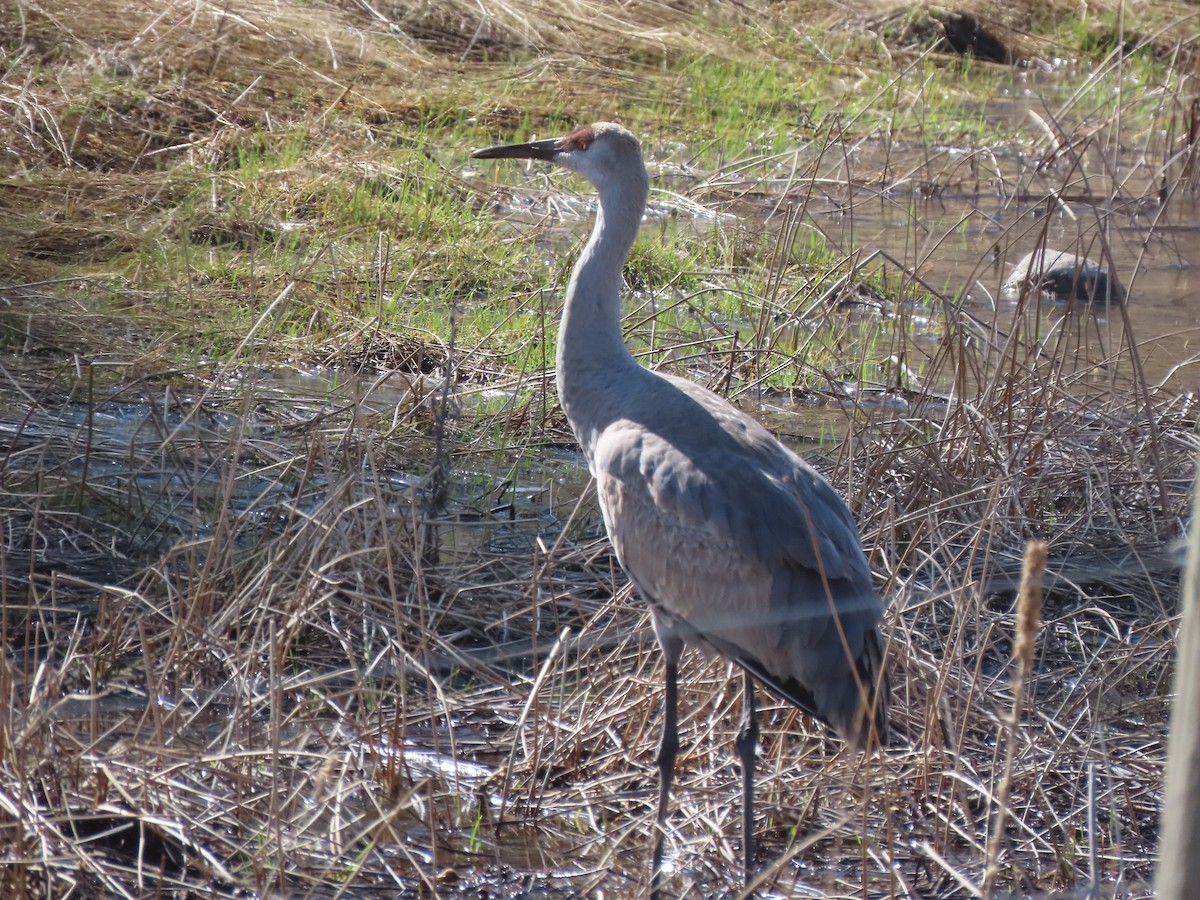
left=2, top=0, right=1198, bottom=897
left=3, top=335, right=1188, bottom=897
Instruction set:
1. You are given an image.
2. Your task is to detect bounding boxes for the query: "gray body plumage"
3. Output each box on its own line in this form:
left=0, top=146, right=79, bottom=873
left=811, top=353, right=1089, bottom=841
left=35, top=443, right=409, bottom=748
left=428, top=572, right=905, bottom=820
left=573, top=364, right=883, bottom=738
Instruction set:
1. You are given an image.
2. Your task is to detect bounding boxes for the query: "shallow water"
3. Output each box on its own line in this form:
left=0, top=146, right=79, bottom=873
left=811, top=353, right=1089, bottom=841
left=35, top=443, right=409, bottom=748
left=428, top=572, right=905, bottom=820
left=797, top=175, right=1200, bottom=391
left=645, top=66, right=1200, bottom=395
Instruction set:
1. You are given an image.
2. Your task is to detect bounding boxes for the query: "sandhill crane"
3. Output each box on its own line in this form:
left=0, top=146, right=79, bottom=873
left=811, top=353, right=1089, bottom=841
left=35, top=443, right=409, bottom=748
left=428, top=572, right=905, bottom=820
left=1003, top=248, right=1124, bottom=304
left=472, top=123, right=888, bottom=895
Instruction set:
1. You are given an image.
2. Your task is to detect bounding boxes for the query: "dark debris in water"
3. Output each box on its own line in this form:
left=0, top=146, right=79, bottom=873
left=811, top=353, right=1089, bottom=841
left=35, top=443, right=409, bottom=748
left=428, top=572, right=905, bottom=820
left=63, top=806, right=237, bottom=886
left=0, top=508, right=141, bottom=636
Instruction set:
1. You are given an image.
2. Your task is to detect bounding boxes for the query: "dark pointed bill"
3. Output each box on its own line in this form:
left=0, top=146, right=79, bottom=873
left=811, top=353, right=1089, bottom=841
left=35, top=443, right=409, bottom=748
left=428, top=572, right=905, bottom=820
left=471, top=136, right=562, bottom=161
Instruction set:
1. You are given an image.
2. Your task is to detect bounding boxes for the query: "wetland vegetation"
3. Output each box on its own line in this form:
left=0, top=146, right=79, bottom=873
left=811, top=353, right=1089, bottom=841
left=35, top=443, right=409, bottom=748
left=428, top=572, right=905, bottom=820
left=1, top=0, right=1198, bottom=896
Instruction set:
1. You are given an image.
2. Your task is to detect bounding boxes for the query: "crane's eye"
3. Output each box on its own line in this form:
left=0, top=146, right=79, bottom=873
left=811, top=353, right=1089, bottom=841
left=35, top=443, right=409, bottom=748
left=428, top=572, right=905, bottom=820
left=560, top=125, right=595, bottom=152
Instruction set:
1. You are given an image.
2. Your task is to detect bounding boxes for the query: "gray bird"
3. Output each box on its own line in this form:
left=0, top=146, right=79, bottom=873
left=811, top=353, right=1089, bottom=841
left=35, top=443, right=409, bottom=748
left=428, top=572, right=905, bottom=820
left=472, top=123, right=888, bottom=896
left=1003, top=248, right=1124, bottom=304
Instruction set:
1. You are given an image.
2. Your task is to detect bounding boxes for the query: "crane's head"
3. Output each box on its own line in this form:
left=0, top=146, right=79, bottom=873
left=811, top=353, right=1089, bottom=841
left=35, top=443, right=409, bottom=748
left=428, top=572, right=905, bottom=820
left=472, top=122, right=644, bottom=193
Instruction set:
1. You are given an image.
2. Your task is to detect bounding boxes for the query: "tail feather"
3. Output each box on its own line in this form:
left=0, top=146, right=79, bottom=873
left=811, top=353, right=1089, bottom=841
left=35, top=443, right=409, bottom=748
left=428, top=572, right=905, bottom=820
left=849, top=628, right=888, bottom=750
left=738, top=627, right=889, bottom=751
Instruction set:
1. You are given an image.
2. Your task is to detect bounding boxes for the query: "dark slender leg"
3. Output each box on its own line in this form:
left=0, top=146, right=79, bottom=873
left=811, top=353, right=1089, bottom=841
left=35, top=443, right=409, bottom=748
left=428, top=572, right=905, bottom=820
left=650, top=660, right=679, bottom=900
left=734, top=670, right=758, bottom=892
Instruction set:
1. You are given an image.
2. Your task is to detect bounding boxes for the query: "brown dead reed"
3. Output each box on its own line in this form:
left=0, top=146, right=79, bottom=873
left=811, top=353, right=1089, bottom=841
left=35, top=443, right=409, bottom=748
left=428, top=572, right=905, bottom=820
left=3, top=295, right=1188, bottom=896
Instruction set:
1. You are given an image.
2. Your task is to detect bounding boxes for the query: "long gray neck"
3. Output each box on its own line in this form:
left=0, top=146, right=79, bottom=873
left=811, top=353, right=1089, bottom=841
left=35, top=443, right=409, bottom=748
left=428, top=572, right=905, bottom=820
left=556, top=177, right=648, bottom=458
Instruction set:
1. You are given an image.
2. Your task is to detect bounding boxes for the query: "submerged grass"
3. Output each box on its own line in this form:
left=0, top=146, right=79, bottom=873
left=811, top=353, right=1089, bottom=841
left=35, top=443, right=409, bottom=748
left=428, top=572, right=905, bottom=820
left=1, top=0, right=1198, bottom=896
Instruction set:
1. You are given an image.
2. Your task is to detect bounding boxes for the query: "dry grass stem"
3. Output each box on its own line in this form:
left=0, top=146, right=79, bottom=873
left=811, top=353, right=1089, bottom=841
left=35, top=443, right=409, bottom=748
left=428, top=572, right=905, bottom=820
left=982, top=539, right=1047, bottom=898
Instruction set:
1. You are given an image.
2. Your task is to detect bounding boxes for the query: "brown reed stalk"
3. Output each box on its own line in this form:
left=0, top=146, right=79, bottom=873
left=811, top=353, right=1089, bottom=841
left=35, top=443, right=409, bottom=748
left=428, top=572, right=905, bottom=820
left=981, top=539, right=1047, bottom=898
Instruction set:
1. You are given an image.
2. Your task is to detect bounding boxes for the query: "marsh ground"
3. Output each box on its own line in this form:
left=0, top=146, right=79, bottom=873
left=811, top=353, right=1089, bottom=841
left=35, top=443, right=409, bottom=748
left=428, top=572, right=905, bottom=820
left=1, top=0, right=1198, bottom=896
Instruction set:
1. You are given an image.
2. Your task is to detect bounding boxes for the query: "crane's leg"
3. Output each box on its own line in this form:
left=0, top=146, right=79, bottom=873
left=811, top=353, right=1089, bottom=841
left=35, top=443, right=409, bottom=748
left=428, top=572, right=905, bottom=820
left=650, top=658, right=679, bottom=900
left=735, top=670, right=758, bottom=891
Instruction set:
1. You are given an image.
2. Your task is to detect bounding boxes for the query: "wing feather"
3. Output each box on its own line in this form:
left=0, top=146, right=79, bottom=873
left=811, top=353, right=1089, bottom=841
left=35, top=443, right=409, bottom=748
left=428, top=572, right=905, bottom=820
left=590, top=376, right=887, bottom=742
